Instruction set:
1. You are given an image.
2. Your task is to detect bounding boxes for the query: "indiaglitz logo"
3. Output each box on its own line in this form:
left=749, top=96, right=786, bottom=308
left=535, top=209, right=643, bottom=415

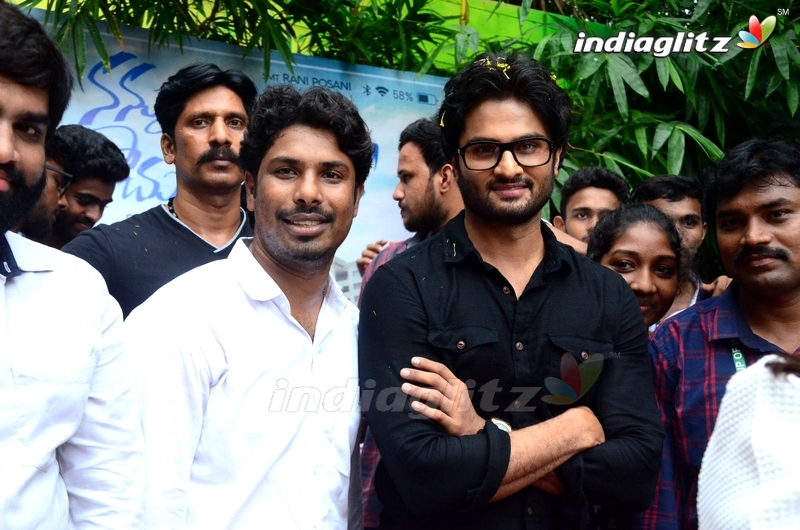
left=573, top=14, right=776, bottom=57
left=541, top=352, right=604, bottom=405
left=737, top=15, right=777, bottom=49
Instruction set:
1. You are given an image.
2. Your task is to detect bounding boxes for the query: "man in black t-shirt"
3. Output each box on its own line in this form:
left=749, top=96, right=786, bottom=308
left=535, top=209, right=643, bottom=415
left=64, top=63, right=257, bottom=317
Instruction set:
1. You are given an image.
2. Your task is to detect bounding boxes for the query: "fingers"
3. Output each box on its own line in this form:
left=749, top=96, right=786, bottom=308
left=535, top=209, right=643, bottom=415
left=402, top=382, right=447, bottom=409
left=410, top=356, right=458, bottom=381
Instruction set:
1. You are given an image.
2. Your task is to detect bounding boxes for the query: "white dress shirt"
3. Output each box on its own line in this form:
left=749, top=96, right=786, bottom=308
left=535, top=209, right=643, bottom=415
left=698, top=354, right=800, bottom=529
left=126, top=238, right=361, bottom=529
left=0, top=231, right=143, bottom=529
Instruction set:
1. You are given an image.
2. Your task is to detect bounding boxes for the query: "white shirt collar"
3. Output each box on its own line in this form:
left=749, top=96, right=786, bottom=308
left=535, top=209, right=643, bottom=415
left=4, top=231, right=54, bottom=273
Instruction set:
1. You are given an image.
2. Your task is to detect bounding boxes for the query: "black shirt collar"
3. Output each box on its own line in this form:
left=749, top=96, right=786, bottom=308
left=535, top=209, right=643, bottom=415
left=440, top=211, right=571, bottom=276
left=0, top=233, right=22, bottom=279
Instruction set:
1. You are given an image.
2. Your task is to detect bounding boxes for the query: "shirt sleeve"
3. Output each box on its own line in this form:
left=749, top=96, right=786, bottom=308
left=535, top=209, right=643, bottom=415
left=358, top=266, right=511, bottom=517
left=126, top=301, right=211, bottom=528
left=579, top=281, right=665, bottom=511
left=638, top=331, right=682, bottom=529
left=56, top=273, right=144, bottom=528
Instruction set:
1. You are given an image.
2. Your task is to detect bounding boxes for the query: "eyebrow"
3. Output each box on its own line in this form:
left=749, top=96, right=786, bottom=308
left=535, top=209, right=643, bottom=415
left=19, top=111, right=50, bottom=128
left=185, top=111, right=247, bottom=121
left=270, top=156, right=352, bottom=171
left=463, top=134, right=549, bottom=144
left=717, top=197, right=795, bottom=218
left=609, top=249, right=677, bottom=262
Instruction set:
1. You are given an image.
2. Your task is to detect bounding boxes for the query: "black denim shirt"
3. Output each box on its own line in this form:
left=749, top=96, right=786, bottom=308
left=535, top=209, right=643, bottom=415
left=359, top=212, right=663, bottom=530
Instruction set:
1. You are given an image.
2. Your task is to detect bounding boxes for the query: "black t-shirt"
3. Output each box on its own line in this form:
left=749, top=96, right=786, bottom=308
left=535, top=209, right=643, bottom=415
left=63, top=205, right=253, bottom=318
left=358, top=212, right=664, bottom=530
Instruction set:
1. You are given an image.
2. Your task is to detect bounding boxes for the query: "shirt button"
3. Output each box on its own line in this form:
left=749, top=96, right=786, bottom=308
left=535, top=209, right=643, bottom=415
left=581, top=351, right=589, bottom=360
left=502, top=286, right=511, bottom=294
left=456, top=340, right=466, bottom=350
left=527, top=507, right=534, bottom=516
left=513, top=400, right=521, bottom=409
left=515, top=341, right=523, bottom=351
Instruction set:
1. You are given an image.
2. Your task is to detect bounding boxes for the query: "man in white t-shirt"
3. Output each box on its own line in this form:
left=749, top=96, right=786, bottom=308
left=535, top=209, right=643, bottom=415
left=127, top=84, right=373, bottom=528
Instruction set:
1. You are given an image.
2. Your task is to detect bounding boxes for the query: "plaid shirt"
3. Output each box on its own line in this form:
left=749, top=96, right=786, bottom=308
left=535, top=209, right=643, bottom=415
left=639, top=284, right=799, bottom=530
left=358, top=234, right=423, bottom=528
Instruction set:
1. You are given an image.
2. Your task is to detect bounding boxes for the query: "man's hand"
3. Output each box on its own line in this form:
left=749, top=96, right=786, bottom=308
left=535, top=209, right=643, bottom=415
left=400, top=357, right=487, bottom=436
left=356, top=239, right=392, bottom=277
left=701, top=275, right=732, bottom=298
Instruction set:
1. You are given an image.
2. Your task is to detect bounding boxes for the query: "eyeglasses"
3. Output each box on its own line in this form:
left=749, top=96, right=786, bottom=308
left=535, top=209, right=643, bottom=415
left=45, top=164, right=73, bottom=196
left=457, top=138, right=555, bottom=171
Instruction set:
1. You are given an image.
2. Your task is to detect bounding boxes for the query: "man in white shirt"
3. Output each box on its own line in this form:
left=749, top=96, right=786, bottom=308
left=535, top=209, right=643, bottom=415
left=126, top=84, right=373, bottom=528
left=0, top=3, right=143, bottom=527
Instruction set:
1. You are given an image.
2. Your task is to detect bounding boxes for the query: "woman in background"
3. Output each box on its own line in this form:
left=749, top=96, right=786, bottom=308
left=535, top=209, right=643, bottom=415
left=587, top=203, right=683, bottom=329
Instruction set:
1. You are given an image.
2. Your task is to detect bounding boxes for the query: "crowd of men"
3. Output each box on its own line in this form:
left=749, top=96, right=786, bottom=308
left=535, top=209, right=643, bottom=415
left=2, top=1, right=799, bottom=528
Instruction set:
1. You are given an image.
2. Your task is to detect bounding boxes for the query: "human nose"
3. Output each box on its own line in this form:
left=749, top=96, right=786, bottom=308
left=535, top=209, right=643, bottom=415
left=294, top=173, right=323, bottom=206
left=0, top=122, right=20, bottom=165
left=741, top=218, right=772, bottom=248
left=392, top=181, right=405, bottom=202
left=629, top=270, right=657, bottom=295
left=84, top=204, right=103, bottom=223
left=208, top=117, right=232, bottom=146
left=493, top=148, right=523, bottom=177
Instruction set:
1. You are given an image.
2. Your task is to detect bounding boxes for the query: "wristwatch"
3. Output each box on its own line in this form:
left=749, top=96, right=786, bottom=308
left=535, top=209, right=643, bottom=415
left=490, top=418, right=512, bottom=433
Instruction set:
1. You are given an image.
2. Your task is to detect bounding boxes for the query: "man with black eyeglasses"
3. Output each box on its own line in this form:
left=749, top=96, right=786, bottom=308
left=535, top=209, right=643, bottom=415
left=359, top=53, right=663, bottom=529
left=16, top=124, right=129, bottom=248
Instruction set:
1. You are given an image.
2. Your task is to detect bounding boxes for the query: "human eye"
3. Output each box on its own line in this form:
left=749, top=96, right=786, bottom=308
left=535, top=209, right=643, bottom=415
left=274, top=167, right=297, bottom=178
left=612, top=260, right=635, bottom=272
left=769, top=209, right=793, bottom=221
left=191, top=118, right=209, bottom=127
left=574, top=212, right=588, bottom=220
left=16, top=123, right=45, bottom=142
left=468, top=143, right=498, bottom=158
left=717, top=217, right=742, bottom=231
left=322, top=171, right=344, bottom=181
left=655, top=264, right=676, bottom=277
left=683, top=219, right=698, bottom=228
left=228, top=118, right=245, bottom=128
left=516, top=139, right=544, bottom=154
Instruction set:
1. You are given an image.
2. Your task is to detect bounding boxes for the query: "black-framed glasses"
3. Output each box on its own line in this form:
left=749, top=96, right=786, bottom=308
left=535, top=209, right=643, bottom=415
left=45, top=164, right=73, bottom=196
left=457, top=138, right=555, bottom=171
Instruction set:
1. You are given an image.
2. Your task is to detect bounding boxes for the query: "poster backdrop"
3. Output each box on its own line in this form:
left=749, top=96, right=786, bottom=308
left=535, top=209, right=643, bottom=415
left=53, top=17, right=447, bottom=262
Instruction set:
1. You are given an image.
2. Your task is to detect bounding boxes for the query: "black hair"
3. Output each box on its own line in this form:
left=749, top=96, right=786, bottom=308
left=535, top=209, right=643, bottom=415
left=631, top=175, right=705, bottom=221
left=240, top=84, right=373, bottom=188
left=587, top=203, right=684, bottom=284
left=154, top=63, right=257, bottom=138
left=45, top=125, right=129, bottom=184
left=767, top=352, right=800, bottom=377
left=399, top=117, right=448, bottom=176
left=559, top=166, right=629, bottom=216
left=0, top=1, right=73, bottom=137
left=702, top=139, right=800, bottom=227
left=437, top=52, right=571, bottom=168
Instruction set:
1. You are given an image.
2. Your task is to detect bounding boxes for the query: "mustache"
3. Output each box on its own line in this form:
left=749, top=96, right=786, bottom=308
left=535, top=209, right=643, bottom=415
left=196, top=146, right=240, bottom=166
left=0, top=163, right=26, bottom=185
left=733, top=245, right=789, bottom=266
left=278, top=204, right=335, bottom=222
left=486, top=176, right=533, bottom=189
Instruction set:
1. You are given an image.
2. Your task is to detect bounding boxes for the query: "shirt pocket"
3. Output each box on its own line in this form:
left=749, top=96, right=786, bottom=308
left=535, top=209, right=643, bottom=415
left=545, top=335, right=614, bottom=404
left=428, top=325, right=500, bottom=372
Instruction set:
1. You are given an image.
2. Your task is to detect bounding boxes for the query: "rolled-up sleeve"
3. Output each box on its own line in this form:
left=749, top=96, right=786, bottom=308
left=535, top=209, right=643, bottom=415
left=359, top=266, right=510, bottom=516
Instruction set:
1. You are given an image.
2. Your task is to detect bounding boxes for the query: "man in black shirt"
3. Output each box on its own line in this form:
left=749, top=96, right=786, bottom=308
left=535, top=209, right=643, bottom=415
left=359, top=53, right=663, bottom=529
left=63, top=63, right=256, bottom=317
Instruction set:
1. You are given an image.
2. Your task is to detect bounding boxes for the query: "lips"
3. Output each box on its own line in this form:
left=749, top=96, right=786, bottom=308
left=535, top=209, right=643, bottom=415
left=490, top=183, right=529, bottom=199
left=283, top=213, right=329, bottom=237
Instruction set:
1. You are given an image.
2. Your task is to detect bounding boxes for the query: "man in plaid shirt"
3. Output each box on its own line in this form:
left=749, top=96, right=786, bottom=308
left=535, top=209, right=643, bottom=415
left=640, top=139, right=800, bottom=529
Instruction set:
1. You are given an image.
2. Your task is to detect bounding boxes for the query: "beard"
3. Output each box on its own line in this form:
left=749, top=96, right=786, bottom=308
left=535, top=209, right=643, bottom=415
left=0, top=165, right=46, bottom=234
left=456, top=165, right=554, bottom=226
left=403, top=181, right=449, bottom=234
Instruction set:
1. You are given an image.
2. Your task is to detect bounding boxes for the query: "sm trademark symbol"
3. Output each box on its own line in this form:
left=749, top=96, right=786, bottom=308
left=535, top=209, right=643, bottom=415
left=778, top=8, right=789, bottom=15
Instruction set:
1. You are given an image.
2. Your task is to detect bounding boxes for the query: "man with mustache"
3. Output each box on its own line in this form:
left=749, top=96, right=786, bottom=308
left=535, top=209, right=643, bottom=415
left=63, top=63, right=257, bottom=317
left=640, top=139, right=800, bottom=530
left=359, top=53, right=663, bottom=529
left=126, top=84, right=371, bottom=528
left=0, top=2, right=142, bottom=527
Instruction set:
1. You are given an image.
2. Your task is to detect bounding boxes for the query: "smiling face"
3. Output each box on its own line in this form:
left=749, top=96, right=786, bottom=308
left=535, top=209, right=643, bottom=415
left=455, top=98, right=560, bottom=226
left=715, top=177, right=800, bottom=298
left=161, top=85, right=248, bottom=193
left=0, top=75, right=48, bottom=233
left=53, top=176, right=116, bottom=242
left=599, top=221, right=679, bottom=326
left=246, top=125, right=362, bottom=275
